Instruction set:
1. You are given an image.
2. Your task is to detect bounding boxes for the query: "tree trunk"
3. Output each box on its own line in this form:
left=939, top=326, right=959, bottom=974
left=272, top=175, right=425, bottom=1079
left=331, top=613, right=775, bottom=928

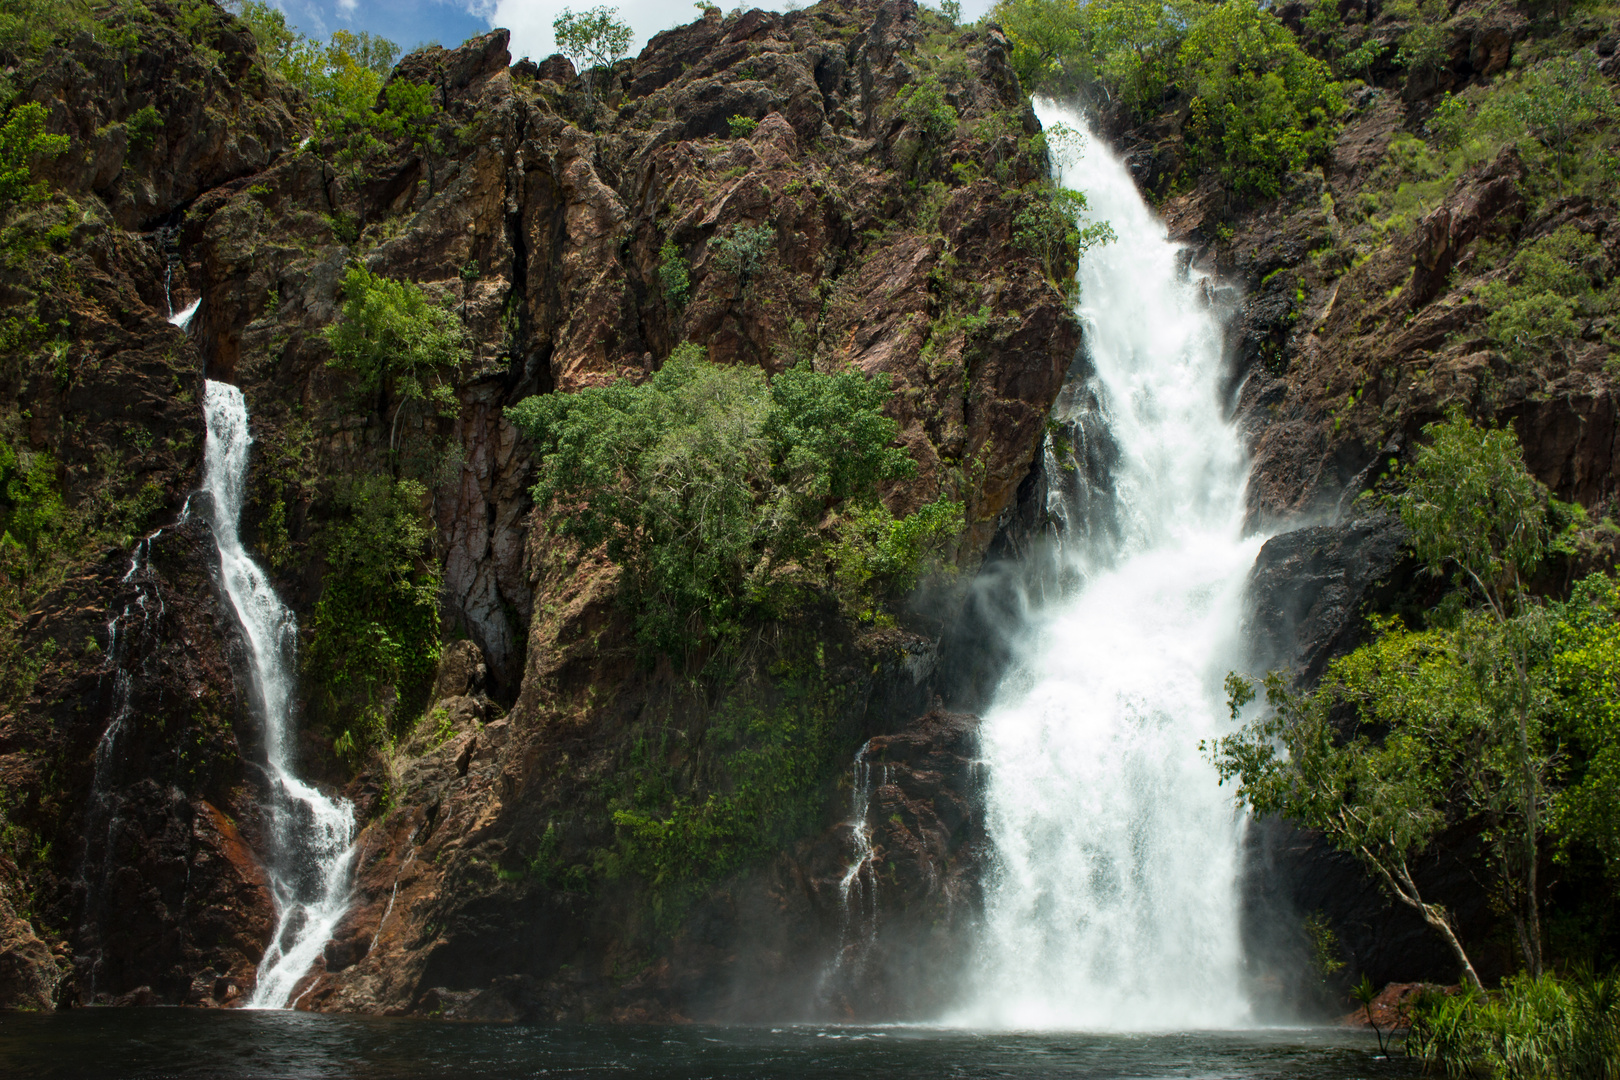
left=1366, top=850, right=1487, bottom=994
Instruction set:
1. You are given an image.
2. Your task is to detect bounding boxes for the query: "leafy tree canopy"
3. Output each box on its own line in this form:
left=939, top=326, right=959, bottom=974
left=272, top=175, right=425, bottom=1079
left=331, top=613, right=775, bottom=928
left=324, top=265, right=468, bottom=451
left=1213, top=412, right=1584, bottom=989
left=993, top=0, right=1343, bottom=199
left=552, top=5, right=633, bottom=99
left=507, top=347, right=960, bottom=658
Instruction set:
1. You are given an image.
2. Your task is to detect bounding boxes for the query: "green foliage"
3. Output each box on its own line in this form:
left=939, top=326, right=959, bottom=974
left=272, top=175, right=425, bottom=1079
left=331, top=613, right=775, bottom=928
left=1478, top=227, right=1610, bottom=366
left=897, top=74, right=958, bottom=143
left=1304, top=911, right=1347, bottom=987
left=1214, top=413, right=1565, bottom=988
left=227, top=7, right=439, bottom=166
left=552, top=5, right=633, bottom=100
left=0, top=103, right=69, bottom=210
left=507, top=349, right=942, bottom=658
left=0, top=441, right=62, bottom=583
left=1178, top=1, right=1344, bottom=199
left=658, top=237, right=690, bottom=309
left=994, top=0, right=1087, bottom=95
left=1215, top=623, right=1501, bottom=990
left=0, top=0, right=91, bottom=56
left=124, top=105, right=162, bottom=152
left=305, top=475, right=441, bottom=763
left=604, top=656, right=850, bottom=928
left=1507, top=52, right=1613, bottom=195
left=708, top=223, right=775, bottom=290
left=1396, top=20, right=1448, bottom=75
left=1407, top=971, right=1620, bottom=1079
left=726, top=114, right=758, bottom=138
left=226, top=1, right=298, bottom=64
left=1549, top=573, right=1620, bottom=882
left=831, top=497, right=962, bottom=625
left=892, top=74, right=960, bottom=176
left=1013, top=183, right=1115, bottom=295
left=994, top=0, right=1342, bottom=199
left=1388, top=410, right=1550, bottom=613
left=324, top=265, right=468, bottom=451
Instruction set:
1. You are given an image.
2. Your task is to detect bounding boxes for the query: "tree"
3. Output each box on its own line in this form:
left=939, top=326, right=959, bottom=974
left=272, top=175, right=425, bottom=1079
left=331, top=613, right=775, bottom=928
left=708, top=223, right=776, bottom=291
left=1509, top=53, right=1613, bottom=196
left=324, top=265, right=468, bottom=454
left=1380, top=412, right=1556, bottom=978
left=226, top=1, right=298, bottom=65
left=1013, top=183, right=1115, bottom=295
left=552, top=6, right=633, bottom=101
left=1178, top=0, right=1344, bottom=199
left=1212, top=412, right=1562, bottom=986
left=506, top=347, right=957, bottom=657
left=1216, top=639, right=1489, bottom=992
left=0, top=103, right=70, bottom=210
left=993, top=0, right=1087, bottom=92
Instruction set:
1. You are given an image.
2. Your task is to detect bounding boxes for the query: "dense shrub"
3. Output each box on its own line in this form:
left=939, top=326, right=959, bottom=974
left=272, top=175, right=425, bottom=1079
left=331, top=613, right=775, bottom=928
left=1407, top=971, right=1620, bottom=1079
left=707, top=223, right=775, bottom=290
left=507, top=347, right=960, bottom=659
left=1477, top=226, right=1610, bottom=365
left=324, top=265, right=468, bottom=451
left=993, top=0, right=1342, bottom=200
left=0, top=103, right=69, bottom=210
left=1177, top=0, right=1343, bottom=198
left=305, top=474, right=441, bottom=765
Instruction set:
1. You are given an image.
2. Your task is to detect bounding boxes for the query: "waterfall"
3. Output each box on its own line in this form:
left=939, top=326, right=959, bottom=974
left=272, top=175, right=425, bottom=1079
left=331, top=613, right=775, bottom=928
left=958, top=104, right=1265, bottom=1030
left=169, top=297, right=199, bottom=329
left=197, top=380, right=356, bottom=1009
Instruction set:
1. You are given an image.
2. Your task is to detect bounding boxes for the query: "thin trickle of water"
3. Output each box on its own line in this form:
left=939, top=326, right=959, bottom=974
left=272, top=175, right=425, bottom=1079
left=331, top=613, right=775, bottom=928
left=957, top=104, right=1266, bottom=1030
left=197, top=381, right=356, bottom=1009
left=78, top=528, right=168, bottom=997
left=835, top=744, right=882, bottom=966
left=169, top=298, right=200, bottom=330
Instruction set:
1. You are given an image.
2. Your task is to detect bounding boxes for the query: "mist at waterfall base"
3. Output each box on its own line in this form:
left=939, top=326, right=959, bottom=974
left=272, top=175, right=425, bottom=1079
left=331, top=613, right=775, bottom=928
left=198, top=381, right=356, bottom=1009
left=0, top=1010, right=1412, bottom=1079
left=945, top=102, right=1266, bottom=1030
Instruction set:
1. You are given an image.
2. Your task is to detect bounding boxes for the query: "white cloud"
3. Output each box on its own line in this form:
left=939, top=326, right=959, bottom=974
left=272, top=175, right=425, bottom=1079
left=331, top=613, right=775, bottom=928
left=466, top=0, right=999, bottom=63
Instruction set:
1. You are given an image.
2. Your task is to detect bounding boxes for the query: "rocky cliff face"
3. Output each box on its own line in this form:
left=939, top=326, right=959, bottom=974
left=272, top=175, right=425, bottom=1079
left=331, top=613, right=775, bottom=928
left=0, top=0, right=1076, bottom=1015
left=1083, top=0, right=1620, bottom=997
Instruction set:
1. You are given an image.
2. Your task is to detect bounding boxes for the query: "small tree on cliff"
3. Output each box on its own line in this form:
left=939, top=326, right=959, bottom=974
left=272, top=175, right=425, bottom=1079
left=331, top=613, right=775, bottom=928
left=1210, top=412, right=1565, bottom=990
left=552, top=6, right=633, bottom=102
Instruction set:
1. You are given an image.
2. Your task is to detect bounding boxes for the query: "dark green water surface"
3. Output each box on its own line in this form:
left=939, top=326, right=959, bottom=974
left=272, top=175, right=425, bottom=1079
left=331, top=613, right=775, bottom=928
left=0, top=1009, right=1419, bottom=1079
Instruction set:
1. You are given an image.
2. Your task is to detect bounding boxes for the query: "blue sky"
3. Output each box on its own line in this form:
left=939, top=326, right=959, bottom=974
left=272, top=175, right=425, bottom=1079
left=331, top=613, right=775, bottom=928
left=274, top=1, right=999, bottom=65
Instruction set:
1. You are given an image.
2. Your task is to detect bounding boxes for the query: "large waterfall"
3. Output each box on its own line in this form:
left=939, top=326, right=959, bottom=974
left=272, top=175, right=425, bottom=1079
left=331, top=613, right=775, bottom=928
left=959, top=105, right=1265, bottom=1029
left=198, top=381, right=356, bottom=1009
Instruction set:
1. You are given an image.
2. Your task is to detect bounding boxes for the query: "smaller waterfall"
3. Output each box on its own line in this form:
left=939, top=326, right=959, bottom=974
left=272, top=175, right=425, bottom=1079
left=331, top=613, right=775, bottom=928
left=197, top=381, right=356, bottom=1009
left=836, top=743, right=881, bottom=966
left=169, top=298, right=199, bottom=330
left=77, top=530, right=166, bottom=997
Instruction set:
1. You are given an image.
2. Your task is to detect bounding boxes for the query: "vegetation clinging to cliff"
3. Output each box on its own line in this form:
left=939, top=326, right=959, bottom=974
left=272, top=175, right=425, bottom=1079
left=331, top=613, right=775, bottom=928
left=995, top=0, right=1344, bottom=198
left=509, top=347, right=961, bottom=659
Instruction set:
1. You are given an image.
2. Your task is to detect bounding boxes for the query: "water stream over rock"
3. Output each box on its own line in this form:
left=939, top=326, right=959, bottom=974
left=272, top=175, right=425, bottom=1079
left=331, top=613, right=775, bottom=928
left=957, top=104, right=1266, bottom=1029
left=197, top=380, right=356, bottom=1009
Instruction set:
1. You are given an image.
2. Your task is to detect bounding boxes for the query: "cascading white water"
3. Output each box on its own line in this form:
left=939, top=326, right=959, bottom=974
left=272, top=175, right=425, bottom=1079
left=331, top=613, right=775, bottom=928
left=958, top=104, right=1266, bottom=1030
left=197, top=380, right=356, bottom=1009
